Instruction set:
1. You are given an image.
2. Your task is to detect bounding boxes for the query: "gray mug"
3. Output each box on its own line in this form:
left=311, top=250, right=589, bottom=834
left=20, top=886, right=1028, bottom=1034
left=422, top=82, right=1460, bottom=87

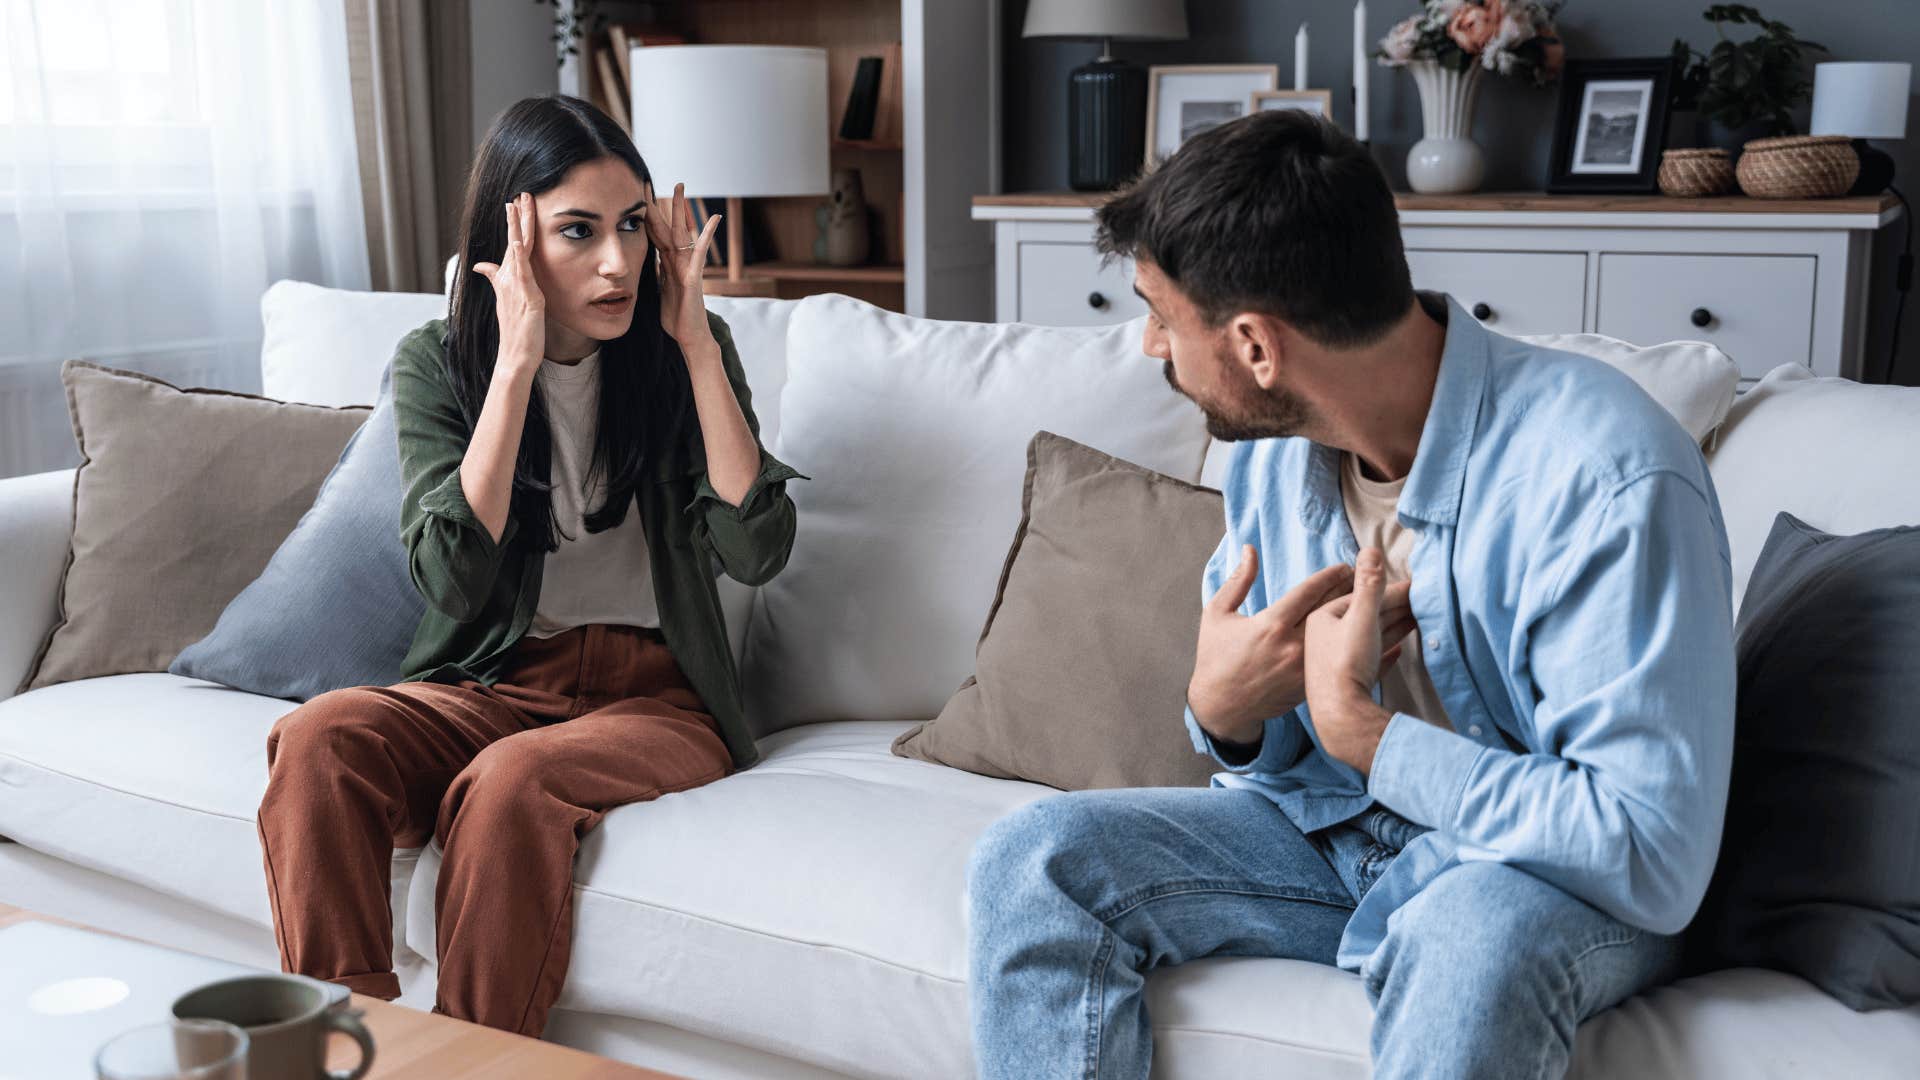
left=172, top=975, right=374, bottom=1080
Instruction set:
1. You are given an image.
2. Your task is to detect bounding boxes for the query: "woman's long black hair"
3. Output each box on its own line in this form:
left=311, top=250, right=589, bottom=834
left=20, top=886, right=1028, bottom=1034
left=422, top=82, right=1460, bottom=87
left=443, top=94, right=693, bottom=554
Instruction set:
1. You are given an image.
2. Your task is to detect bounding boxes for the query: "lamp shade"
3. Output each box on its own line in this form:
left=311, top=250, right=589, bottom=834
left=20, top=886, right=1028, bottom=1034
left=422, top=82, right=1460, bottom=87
left=1022, top=0, right=1187, bottom=41
left=1810, top=62, right=1911, bottom=141
left=627, top=45, right=830, bottom=197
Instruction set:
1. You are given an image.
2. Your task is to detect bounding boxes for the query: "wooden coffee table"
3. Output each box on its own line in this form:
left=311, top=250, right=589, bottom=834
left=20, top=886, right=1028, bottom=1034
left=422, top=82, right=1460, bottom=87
left=0, top=903, right=680, bottom=1078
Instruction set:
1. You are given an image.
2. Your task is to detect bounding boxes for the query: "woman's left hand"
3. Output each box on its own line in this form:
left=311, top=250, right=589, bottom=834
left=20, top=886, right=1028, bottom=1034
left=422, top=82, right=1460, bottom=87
left=643, top=181, right=722, bottom=352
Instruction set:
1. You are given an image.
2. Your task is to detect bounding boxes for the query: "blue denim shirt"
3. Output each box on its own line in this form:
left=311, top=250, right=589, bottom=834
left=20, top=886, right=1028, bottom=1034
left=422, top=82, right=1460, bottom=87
left=1185, top=295, right=1737, bottom=971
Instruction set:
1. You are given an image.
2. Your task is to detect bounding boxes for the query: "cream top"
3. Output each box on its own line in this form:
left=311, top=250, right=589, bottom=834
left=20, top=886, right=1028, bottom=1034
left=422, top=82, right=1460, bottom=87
left=1339, top=451, right=1451, bottom=730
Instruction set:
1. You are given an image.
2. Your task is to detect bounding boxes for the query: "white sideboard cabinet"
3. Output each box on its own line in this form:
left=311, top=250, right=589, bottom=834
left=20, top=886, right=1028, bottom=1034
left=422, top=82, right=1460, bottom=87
left=972, top=192, right=1902, bottom=381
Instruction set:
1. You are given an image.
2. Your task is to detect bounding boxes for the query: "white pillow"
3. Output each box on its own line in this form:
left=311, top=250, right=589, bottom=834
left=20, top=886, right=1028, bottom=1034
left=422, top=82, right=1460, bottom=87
left=1196, top=330, right=1742, bottom=489
left=259, top=280, right=446, bottom=406
left=1707, top=363, right=1920, bottom=610
left=1517, top=331, right=1740, bottom=445
left=741, top=294, right=1212, bottom=733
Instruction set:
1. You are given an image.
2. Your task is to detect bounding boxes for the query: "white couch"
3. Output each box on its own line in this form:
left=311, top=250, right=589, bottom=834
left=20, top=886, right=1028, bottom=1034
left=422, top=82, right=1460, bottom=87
left=4, top=283, right=1920, bottom=1079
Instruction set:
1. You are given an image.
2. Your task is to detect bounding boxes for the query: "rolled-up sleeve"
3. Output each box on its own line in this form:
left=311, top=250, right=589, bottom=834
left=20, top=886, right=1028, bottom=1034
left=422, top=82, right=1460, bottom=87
left=393, top=334, right=517, bottom=623
left=685, top=311, right=807, bottom=586
left=1367, top=469, right=1737, bottom=935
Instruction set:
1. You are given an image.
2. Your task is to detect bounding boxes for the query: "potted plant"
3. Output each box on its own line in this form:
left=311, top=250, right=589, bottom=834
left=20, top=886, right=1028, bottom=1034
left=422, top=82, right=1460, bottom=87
left=1670, top=4, right=1826, bottom=154
left=1378, top=1, right=1565, bottom=194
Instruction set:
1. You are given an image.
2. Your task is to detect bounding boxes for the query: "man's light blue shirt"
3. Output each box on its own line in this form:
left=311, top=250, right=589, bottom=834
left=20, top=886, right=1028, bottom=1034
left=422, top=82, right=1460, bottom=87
left=1185, top=294, right=1737, bottom=972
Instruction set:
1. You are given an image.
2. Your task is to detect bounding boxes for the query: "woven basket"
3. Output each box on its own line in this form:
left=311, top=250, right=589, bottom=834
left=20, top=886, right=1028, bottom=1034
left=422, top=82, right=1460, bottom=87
left=1658, top=148, right=1735, bottom=197
left=1736, top=135, right=1859, bottom=199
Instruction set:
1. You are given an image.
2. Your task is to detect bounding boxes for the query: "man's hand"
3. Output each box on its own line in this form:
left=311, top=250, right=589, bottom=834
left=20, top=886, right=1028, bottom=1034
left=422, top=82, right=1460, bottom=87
left=1188, top=544, right=1415, bottom=749
left=1304, top=546, right=1401, bottom=776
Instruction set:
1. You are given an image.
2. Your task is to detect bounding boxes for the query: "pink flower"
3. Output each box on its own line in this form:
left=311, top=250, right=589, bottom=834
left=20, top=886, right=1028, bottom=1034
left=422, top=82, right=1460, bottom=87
left=1481, top=9, right=1534, bottom=71
left=1447, top=0, right=1504, bottom=55
left=1379, top=16, right=1423, bottom=64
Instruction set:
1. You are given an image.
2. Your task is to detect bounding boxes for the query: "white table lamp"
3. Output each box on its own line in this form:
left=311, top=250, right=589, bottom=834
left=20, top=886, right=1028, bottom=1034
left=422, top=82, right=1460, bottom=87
left=628, top=45, right=831, bottom=284
left=1810, top=61, right=1911, bottom=195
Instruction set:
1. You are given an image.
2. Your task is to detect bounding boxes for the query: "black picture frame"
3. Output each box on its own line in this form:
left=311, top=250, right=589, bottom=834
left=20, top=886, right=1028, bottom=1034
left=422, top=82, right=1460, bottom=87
left=1547, top=57, right=1678, bottom=195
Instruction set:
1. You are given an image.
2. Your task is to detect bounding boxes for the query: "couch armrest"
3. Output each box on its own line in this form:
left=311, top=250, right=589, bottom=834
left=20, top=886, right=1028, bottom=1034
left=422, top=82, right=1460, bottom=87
left=0, top=469, right=75, bottom=701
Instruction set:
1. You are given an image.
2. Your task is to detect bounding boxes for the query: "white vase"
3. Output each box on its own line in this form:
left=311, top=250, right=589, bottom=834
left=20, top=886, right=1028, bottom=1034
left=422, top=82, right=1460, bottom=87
left=1406, top=60, right=1486, bottom=194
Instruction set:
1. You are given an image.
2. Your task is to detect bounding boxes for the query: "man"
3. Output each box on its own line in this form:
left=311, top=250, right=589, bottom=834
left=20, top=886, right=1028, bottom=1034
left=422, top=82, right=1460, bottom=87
left=966, top=110, right=1736, bottom=1079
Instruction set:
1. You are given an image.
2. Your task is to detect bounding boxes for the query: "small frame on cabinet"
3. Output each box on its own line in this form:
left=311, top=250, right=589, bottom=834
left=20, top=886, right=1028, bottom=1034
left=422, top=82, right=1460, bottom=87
left=1145, top=64, right=1280, bottom=168
left=1250, top=88, right=1336, bottom=126
left=1547, top=57, right=1679, bottom=194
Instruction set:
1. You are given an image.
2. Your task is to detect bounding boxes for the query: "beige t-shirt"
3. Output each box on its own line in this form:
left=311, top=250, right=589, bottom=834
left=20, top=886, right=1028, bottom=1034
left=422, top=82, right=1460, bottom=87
left=524, top=348, right=661, bottom=638
left=1339, top=451, right=1451, bottom=729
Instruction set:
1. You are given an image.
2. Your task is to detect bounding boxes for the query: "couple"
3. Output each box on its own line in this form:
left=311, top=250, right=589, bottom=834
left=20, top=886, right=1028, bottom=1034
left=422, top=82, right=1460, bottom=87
left=257, top=93, right=1735, bottom=1078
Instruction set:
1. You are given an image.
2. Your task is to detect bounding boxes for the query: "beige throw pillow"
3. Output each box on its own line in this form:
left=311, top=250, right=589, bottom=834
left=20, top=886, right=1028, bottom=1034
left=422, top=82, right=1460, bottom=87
left=892, top=431, right=1223, bottom=790
left=18, top=361, right=370, bottom=693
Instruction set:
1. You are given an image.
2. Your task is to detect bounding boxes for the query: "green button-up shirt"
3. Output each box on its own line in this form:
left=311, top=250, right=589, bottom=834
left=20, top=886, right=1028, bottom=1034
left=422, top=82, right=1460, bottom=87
left=390, top=311, right=802, bottom=769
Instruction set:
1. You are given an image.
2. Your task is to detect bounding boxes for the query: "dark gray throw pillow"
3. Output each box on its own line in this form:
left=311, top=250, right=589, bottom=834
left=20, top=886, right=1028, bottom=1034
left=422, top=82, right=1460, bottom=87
left=1691, top=512, right=1920, bottom=1010
left=170, top=366, right=424, bottom=700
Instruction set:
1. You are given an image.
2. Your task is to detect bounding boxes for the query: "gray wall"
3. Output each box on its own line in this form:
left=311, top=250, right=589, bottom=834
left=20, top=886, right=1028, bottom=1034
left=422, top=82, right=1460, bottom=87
left=1004, top=0, right=1920, bottom=384
left=470, top=0, right=558, bottom=147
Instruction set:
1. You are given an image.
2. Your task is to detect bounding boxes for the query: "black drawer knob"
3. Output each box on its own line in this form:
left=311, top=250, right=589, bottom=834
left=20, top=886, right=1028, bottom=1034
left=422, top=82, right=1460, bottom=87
left=1690, top=307, right=1713, bottom=328
left=1471, top=302, right=1493, bottom=321
left=1088, top=291, right=1108, bottom=310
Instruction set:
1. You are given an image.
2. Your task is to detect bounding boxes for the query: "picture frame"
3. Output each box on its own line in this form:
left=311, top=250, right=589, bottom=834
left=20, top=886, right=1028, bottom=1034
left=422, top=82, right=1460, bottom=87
left=1547, top=57, right=1678, bottom=194
left=1250, top=88, right=1336, bottom=125
left=1145, top=64, right=1280, bottom=167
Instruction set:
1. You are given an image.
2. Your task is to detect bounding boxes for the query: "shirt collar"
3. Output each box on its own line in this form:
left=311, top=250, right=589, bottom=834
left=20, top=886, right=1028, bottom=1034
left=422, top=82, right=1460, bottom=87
left=1294, top=292, right=1490, bottom=532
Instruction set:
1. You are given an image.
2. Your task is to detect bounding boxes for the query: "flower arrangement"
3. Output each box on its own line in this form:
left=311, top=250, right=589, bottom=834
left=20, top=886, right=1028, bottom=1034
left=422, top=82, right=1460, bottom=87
left=1377, top=1, right=1566, bottom=86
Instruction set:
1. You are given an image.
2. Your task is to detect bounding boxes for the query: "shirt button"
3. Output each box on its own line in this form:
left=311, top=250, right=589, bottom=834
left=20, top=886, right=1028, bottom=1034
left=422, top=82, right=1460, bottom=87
left=1468, top=724, right=1483, bottom=737
left=1427, top=632, right=1444, bottom=650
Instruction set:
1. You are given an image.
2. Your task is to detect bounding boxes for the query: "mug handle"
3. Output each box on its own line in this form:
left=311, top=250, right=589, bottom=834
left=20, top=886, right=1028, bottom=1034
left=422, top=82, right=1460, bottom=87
left=322, top=1005, right=377, bottom=1080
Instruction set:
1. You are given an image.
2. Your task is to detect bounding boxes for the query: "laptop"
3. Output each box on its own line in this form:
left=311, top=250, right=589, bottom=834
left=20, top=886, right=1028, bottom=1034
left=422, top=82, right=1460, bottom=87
left=0, top=920, right=348, bottom=1079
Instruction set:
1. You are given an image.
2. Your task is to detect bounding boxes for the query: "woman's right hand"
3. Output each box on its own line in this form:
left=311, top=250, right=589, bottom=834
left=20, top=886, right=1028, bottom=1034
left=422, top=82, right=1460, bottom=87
left=470, top=191, right=545, bottom=377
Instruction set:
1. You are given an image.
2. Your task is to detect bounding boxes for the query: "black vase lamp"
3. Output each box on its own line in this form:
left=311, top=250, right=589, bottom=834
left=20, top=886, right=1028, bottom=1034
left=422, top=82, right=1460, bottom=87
left=1809, top=62, right=1911, bottom=196
left=1023, top=0, right=1189, bottom=192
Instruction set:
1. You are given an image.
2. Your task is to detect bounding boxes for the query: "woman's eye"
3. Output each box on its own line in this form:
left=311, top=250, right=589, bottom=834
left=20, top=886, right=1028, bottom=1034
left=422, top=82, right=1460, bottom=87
left=618, top=214, right=642, bottom=232
left=559, top=222, right=591, bottom=240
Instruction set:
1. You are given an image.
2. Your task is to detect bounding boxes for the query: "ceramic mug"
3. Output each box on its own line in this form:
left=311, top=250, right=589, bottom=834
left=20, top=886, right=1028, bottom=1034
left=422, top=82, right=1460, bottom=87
left=172, top=975, right=374, bottom=1080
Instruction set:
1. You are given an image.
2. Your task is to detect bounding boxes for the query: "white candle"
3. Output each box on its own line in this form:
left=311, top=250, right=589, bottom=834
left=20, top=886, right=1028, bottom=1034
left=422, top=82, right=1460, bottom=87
left=1353, top=0, right=1370, bottom=141
left=1295, top=23, right=1310, bottom=91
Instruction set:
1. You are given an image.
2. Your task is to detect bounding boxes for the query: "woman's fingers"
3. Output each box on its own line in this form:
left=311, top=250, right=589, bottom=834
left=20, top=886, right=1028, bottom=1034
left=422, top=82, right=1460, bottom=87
left=518, top=193, right=536, bottom=257
left=692, top=213, right=721, bottom=269
left=677, top=182, right=695, bottom=236
left=471, top=261, right=497, bottom=281
left=504, top=198, right=520, bottom=250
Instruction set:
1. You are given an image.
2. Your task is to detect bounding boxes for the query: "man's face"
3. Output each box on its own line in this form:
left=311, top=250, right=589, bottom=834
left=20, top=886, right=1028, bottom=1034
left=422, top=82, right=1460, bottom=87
left=1132, top=259, right=1311, bottom=442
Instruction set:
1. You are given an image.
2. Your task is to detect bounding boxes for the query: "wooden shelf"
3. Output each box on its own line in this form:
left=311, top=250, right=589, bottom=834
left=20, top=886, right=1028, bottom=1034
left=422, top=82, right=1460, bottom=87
left=972, top=189, right=1901, bottom=215
left=833, top=138, right=904, bottom=151
left=706, top=261, right=906, bottom=284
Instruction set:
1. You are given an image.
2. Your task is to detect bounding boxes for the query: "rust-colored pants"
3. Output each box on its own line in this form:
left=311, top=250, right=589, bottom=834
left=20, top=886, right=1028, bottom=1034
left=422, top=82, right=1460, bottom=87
left=256, top=623, right=731, bottom=1038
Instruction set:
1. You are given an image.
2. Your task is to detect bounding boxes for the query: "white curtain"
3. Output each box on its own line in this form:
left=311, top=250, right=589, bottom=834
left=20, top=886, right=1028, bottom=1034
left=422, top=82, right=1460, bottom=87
left=0, top=0, right=370, bottom=479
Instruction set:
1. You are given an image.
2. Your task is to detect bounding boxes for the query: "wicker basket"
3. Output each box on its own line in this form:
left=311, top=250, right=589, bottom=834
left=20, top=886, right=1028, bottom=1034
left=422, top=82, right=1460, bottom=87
left=1735, top=135, right=1860, bottom=199
left=1658, top=148, right=1735, bottom=197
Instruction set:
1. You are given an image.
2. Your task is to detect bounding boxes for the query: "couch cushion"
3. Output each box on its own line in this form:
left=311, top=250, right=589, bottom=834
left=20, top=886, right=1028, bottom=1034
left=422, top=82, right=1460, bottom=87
left=1707, top=363, right=1920, bottom=609
left=259, top=280, right=446, bottom=407
left=0, top=674, right=418, bottom=948
left=742, top=295, right=1212, bottom=733
left=397, top=721, right=1920, bottom=1078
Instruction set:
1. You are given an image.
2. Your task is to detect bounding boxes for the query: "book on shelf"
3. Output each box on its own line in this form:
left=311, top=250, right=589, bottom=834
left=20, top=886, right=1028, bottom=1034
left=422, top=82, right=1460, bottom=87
left=838, top=56, right=883, bottom=141
left=873, top=43, right=903, bottom=144
left=593, top=45, right=629, bottom=131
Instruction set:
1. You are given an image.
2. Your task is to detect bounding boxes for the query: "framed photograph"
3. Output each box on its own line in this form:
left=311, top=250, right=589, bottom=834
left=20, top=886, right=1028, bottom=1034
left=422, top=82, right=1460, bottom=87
left=1251, top=89, right=1335, bottom=124
left=1547, top=58, right=1678, bottom=194
left=1145, top=64, right=1280, bottom=167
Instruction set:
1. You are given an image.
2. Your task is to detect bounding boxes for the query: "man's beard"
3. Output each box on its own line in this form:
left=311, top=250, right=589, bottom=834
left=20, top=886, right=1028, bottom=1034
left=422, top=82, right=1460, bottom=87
left=1164, top=359, right=1310, bottom=442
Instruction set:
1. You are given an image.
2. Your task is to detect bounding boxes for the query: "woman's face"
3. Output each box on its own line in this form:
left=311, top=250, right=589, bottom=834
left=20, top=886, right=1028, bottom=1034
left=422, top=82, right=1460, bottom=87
left=524, top=156, right=650, bottom=359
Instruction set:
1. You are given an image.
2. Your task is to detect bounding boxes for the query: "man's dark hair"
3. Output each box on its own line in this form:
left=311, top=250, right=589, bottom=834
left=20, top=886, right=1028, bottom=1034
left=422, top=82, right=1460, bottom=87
left=1096, top=109, right=1413, bottom=349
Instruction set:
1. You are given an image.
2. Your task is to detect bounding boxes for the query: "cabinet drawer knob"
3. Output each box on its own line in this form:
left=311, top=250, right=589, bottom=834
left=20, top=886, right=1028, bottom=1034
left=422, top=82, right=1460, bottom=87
left=1690, top=307, right=1713, bottom=328
left=1471, top=302, right=1493, bottom=321
left=1088, top=291, right=1108, bottom=310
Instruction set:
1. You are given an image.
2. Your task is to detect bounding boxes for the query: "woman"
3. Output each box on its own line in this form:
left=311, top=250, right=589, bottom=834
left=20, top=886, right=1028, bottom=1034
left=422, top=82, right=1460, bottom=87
left=255, top=94, right=801, bottom=1038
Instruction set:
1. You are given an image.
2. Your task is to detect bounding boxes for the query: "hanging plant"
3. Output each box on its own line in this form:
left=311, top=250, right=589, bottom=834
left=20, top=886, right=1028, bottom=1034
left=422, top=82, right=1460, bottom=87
left=536, top=0, right=607, bottom=69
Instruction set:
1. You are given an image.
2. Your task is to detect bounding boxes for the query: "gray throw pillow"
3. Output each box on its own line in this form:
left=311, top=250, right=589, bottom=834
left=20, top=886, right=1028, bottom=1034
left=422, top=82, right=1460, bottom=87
left=891, top=431, right=1221, bottom=790
left=1691, top=512, right=1920, bottom=1010
left=171, top=366, right=424, bottom=700
left=19, top=362, right=370, bottom=693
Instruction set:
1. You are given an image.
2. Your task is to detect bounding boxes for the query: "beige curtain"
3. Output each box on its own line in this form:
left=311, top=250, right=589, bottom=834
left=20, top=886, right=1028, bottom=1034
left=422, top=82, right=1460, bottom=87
left=343, top=0, right=471, bottom=294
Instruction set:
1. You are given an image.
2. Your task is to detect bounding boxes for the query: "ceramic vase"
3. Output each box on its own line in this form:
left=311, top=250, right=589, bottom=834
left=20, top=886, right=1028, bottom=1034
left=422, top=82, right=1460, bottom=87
left=1406, top=59, right=1486, bottom=195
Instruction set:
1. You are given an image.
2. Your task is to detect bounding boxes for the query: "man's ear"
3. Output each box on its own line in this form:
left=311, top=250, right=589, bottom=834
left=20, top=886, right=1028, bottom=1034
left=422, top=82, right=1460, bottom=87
left=1228, top=313, right=1288, bottom=391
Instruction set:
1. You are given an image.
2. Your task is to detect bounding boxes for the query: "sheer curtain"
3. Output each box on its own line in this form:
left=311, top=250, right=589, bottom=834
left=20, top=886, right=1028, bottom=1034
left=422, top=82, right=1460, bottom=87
left=0, top=0, right=370, bottom=479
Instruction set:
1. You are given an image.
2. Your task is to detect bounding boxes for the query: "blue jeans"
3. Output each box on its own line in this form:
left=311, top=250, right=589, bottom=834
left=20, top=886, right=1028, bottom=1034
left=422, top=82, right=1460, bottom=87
left=967, top=788, right=1682, bottom=1080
